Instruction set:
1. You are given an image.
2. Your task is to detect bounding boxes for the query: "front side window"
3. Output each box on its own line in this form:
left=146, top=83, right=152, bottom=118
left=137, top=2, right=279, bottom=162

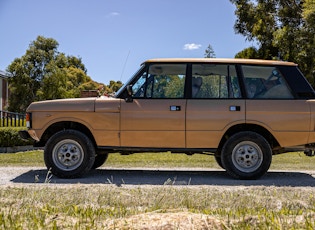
left=242, top=65, right=293, bottom=99
left=132, top=71, right=147, bottom=97
left=192, top=64, right=241, bottom=98
left=132, top=64, right=186, bottom=98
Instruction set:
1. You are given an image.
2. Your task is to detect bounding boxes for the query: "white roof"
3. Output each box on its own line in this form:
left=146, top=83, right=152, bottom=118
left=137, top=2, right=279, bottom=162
left=0, top=70, right=11, bottom=78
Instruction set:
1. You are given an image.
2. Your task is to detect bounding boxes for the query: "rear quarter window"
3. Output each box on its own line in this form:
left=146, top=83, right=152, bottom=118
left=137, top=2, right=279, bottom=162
left=242, top=65, right=293, bottom=99
left=277, top=66, right=315, bottom=99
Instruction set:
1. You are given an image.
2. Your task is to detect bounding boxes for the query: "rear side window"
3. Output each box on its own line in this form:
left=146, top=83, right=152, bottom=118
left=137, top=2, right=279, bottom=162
left=192, top=64, right=241, bottom=98
left=242, top=65, right=293, bottom=99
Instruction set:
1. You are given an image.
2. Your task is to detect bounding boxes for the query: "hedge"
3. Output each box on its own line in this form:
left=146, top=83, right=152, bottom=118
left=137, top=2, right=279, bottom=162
left=0, top=127, right=34, bottom=147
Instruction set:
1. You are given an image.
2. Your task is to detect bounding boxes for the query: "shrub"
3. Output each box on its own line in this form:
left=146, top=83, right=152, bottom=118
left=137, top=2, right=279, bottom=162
left=0, top=127, right=33, bottom=147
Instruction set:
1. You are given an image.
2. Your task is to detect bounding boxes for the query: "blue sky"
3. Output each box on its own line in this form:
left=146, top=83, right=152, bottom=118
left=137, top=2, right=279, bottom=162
left=0, top=0, right=252, bottom=85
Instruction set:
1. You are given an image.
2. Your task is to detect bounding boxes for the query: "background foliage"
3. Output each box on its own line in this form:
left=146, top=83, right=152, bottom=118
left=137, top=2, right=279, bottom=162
left=7, top=36, right=122, bottom=112
left=230, top=0, right=315, bottom=86
left=0, top=127, right=33, bottom=147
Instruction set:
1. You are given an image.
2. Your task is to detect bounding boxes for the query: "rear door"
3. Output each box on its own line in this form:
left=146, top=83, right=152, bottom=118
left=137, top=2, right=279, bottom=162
left=186, top=64, right=245, bottom=148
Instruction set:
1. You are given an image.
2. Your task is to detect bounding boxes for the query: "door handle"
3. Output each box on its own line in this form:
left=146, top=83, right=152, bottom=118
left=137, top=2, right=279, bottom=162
left=230, top=106, right=241, bottom=111
left=170, top=105, right=181, bottom=111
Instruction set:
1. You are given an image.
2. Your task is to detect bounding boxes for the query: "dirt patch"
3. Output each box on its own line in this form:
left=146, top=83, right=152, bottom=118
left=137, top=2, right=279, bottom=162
left=106, top=211, right=223, bottom=230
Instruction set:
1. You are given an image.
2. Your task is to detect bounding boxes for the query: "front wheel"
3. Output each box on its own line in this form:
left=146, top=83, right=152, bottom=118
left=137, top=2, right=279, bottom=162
left=92, top=153, right=109, bottom=169
left=44, top=130, right=96, bottom=178
left=221, top=131, right=272, bottom=180
left=214, top=155, right=224, bottom=169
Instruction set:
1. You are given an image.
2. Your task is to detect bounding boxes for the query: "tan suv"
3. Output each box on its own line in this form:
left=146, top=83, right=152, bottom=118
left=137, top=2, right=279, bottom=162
left=20, top=58, right=315, bottom=179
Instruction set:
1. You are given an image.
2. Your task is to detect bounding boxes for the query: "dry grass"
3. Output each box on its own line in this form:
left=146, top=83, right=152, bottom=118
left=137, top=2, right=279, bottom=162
left=0, top=185, right=314, bottom=229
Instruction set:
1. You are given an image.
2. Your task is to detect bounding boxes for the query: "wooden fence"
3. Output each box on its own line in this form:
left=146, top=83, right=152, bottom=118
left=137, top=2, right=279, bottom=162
left=0, top=110, right=26, bottom=127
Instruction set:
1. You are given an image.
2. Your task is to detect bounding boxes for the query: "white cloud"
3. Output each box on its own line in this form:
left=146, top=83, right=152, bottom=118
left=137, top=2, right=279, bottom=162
left=183, top=43, right=202, bottom=50
left=107, top=12, right=120, bottom=17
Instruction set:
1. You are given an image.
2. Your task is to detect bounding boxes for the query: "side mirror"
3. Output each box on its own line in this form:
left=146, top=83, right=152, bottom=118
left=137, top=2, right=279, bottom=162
left=125, top=85, right=133, bottom=102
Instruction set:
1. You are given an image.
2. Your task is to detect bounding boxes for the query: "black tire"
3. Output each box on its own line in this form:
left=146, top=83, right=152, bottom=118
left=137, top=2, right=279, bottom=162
left=215, top=155, right=225, bottom=169
left=92, top=153, right=108, bottom=169
left=44, top=130, right=96, bottom=178
left=221, top=131, right=272, bottom=180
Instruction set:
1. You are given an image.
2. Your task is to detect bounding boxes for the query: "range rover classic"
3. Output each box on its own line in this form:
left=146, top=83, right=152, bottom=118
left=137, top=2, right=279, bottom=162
left=20, top=58, right=315, bottom=179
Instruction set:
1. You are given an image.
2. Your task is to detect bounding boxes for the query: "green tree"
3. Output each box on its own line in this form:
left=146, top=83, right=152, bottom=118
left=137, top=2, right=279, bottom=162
left=230, top=0, right=315, bottom=85
left=7, top=36, right=58, bottom=111
left=7, top=36, right=98, bottom=112
left=165, top=76, right=185, bottom=98
left=298, top=0, right=315, bottom=85
left=204, top=44, right=216, bottom=58
left=235, top=47, right=259, bottom=59
left=230, top=0, right=279, bottom=59
left=108, top=80, right=123, bottom=94
left=36, top=64, right=67, bottom=100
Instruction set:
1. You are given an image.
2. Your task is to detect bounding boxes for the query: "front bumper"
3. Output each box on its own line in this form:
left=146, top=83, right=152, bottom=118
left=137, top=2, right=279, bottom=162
left=19, top=130, right=31, bottom=140
left=18, top=130, right=40, bottom=142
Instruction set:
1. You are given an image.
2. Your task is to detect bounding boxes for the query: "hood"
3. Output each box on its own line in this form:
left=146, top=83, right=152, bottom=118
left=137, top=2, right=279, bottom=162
left=27, top=97, right=97, bottom=112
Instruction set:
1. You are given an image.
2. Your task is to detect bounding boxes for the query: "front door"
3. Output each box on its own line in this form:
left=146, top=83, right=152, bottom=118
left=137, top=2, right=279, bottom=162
left=120, top=99, right=186, bottom=148
left=120, top=63, right=187, bottom=148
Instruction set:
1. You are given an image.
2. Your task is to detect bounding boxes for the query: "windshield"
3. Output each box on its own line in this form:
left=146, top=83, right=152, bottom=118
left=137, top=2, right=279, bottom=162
left=115, top=64, right=146, bottom=98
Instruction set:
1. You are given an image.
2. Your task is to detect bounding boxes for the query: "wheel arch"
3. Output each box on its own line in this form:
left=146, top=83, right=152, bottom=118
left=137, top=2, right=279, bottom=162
left=38, top=121, right=97, bottom=148
left=217, top=124, right=280, bottom=155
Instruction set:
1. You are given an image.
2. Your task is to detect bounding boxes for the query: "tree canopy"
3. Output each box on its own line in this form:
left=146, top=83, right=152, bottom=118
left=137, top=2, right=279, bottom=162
left=7, top=36, right=121, bottom=112
left=230, top=0, right=315, bottom=86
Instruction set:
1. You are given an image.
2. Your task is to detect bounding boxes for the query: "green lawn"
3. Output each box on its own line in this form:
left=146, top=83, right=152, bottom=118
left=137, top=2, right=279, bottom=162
left=0, top=150, right=314, bottom=171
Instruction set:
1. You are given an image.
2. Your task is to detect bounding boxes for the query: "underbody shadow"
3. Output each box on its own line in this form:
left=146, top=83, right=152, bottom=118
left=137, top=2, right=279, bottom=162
left=11, top=168, right=315, bottom=187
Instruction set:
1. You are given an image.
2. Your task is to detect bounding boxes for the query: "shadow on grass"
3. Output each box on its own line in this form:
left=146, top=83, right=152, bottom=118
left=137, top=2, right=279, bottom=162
left=11, top=168, right=315, bottom=187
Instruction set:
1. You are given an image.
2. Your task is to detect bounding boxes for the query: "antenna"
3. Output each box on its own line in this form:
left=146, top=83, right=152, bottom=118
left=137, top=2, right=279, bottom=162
left=120, top=50, right=130, bottom=82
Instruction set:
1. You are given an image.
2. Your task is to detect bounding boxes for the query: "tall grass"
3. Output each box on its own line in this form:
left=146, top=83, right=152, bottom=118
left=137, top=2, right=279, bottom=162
left=0, top=185, right=314, bottom=229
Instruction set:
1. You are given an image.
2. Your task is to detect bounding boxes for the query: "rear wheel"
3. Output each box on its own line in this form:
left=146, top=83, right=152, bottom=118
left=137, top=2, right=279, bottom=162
left=221, top=131, right=272, bottom=180
left=44, top=130, right=95, bottom=178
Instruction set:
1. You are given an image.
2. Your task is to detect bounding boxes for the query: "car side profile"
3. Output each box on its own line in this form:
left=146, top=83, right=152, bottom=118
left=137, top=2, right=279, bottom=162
left=20, top=58, right=315, bottom=179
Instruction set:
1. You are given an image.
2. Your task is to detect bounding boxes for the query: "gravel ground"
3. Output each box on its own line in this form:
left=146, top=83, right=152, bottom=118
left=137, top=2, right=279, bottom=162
left=1, top=166, right=315, bottom=187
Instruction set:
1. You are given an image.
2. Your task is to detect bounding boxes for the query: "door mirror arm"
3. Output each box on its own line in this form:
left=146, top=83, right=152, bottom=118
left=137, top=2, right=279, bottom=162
left=125, top=85, right=133, bottom=102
